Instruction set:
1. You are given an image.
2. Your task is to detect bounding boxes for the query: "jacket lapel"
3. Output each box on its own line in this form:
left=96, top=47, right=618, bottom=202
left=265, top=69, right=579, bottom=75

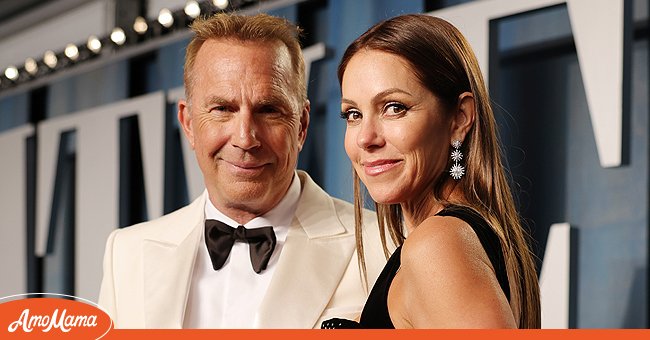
left=256, top=171, right=356, bottom=328
left=142, top=192, right=206, bottom=328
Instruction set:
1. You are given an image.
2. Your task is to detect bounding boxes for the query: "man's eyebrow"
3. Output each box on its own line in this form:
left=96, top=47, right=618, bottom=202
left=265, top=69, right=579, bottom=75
left=204, top=95, right=231, bottom=106
left=256, top=91, right=295, bottom=110
left=257, top=96, right=289, bottom=107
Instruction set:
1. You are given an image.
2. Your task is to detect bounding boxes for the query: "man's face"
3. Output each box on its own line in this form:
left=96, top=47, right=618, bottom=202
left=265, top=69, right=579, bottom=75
left=178, top=39, right=309, bottom=223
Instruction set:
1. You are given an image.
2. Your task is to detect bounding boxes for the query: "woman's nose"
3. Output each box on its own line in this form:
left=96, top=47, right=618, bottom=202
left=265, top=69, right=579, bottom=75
left=356, top=118, right=384, bottom=150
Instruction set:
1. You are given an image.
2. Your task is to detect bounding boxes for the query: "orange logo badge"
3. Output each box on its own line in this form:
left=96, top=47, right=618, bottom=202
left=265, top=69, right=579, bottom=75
left=0, top=293, right=113, bottom=339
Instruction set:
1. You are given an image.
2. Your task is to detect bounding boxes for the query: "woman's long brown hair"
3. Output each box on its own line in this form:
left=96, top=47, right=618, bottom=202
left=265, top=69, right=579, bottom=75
left=340, top=14, right=541, bottom=328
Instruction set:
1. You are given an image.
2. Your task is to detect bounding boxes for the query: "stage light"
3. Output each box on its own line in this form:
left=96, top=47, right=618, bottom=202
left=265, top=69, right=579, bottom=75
left=158, top=8, right=174, bottom=28
left=213, top=0, right=229, bottom=10
left=110, top=28, right=126, bottom=45
left=87, top=35, right=102, bottom=53
left=24, top=58, right=38, bottom=76
left=43, top=51, right=58, bottom=69
left=0, top=0, right=270, bottom=93
left=64, top=44, right=79, bottom=61
left=133, top=16, right=148, bottom=34
left=25, top=58, right=38, bottom=76
left=5, top=66, right=18, bottom=81
left=184, top=1, right=201, bottom=18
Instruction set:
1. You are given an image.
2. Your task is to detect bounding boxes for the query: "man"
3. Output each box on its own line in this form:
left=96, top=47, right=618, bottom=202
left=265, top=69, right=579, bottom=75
left=98, top=13, right=386, bottom=328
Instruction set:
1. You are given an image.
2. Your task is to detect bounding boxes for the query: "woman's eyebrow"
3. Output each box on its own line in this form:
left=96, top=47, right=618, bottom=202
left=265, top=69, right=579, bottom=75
left=371, top=88, right=412, bottom=106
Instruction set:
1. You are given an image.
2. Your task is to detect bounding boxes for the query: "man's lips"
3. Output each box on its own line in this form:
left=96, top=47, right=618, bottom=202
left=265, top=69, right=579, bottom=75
left=230, top=162, right=265, bottom=169
left=361, top=159, right=402, bottom=176
left=221, top=159, right=268, bottom=172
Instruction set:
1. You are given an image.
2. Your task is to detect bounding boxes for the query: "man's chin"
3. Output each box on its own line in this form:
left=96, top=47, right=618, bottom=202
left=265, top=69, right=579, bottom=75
left=221, top=183, right=271, bottom=201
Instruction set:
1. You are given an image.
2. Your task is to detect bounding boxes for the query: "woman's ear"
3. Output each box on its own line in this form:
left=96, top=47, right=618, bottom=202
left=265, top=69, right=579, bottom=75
left=450, top=92, right=476, bottom=142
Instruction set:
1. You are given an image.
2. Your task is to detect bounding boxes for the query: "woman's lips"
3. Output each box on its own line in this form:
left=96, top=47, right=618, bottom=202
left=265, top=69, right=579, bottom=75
left=361, top=159, right=402, bottom=176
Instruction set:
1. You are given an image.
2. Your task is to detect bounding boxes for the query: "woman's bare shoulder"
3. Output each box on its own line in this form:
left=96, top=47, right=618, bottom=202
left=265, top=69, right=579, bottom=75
left=395, top=215, right=515, bottom=328
left=401, top=215, right=486, bottom=267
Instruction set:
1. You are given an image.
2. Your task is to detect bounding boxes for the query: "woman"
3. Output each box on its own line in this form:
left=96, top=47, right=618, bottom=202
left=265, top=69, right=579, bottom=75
left=322, top=14, right=540, bottom=328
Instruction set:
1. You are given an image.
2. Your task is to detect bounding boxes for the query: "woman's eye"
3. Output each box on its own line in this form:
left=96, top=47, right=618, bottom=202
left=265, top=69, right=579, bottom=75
left=385, top=102, right=408, bottom=116
left=340, top=110, right=362, bottom=122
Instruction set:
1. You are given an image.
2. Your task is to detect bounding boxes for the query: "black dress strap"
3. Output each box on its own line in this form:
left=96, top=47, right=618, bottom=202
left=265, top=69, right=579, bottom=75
left=436, top=205, right=511, bottom=301
left=356, top=246, right=402, bottom=328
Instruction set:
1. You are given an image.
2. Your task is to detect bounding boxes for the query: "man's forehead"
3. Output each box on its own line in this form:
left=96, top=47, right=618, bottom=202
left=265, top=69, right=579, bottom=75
left=192, top=74, right=297, bottom=110
left=195, top=39, right=291, bottom=75
left=200, top=86, right=291, bottom=103
left=190, top=38, right=298, bottom=107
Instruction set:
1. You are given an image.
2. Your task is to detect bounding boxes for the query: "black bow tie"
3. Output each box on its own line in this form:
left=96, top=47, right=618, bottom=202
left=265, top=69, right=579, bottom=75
left=204, top=220, right=276, bottom=274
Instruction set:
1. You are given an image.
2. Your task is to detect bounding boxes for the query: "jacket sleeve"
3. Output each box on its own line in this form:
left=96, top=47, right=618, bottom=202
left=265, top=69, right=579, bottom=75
left=97, top=229, right=119, bottom=324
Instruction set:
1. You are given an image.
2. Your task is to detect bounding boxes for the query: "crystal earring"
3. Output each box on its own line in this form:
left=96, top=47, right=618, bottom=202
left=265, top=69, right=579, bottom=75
left=449, top=140, right=465, bottom=180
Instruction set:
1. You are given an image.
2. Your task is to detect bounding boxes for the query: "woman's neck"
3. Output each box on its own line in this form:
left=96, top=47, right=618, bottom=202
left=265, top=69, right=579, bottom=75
left=401, top=181, right=462, bottom=234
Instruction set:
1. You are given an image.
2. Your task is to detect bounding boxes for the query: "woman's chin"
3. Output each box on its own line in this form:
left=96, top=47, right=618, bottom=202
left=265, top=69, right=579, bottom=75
left=367, top=190, right=403, bottom=205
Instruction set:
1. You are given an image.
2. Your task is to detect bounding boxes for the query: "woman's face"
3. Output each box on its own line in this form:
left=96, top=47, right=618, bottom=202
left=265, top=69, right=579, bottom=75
left=341, top=50, right=453, bottom=205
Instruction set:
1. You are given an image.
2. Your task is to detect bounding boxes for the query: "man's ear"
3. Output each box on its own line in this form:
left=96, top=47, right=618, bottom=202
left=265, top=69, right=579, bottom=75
left=178, top=99, right=195, bottom=150
left=450, top=92, right=476, bottom=142
left=297, top=100, right=310, bottom=151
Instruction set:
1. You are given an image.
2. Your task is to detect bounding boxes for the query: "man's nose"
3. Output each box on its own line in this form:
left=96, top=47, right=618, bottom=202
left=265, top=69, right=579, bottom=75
left=232, top=110, right=261, bottom=150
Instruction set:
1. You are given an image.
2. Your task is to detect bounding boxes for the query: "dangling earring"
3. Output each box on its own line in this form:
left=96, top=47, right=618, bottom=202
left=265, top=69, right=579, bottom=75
left=449, top=140, right=465, bottom=180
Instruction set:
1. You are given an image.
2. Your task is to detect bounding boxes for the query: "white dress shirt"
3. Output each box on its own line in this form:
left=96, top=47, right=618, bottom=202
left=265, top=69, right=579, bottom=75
left=183, top=173, right=301, bottom=328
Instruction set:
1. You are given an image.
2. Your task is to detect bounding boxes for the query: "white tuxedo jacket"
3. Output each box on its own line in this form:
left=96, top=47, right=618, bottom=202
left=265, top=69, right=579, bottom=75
left=98, top=171, right=386, bottom=328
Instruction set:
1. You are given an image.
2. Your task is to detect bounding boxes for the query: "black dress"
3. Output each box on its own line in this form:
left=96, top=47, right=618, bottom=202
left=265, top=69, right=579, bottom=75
left=321, top=205, right=510, bottom=329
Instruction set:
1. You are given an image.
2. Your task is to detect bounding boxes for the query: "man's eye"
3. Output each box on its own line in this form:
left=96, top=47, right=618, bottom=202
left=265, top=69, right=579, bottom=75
left=211, top=106, right=229, bottom=113
left=259, top=105, right=281, bottom=114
